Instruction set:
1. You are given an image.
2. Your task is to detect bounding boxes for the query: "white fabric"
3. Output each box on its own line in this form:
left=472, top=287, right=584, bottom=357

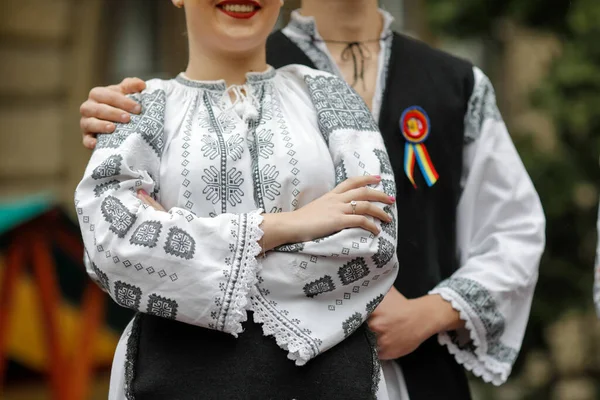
left=283, top=9, right=545, bottom=390
left=429, top=67, right=545, bottom=384
left=76, top=64, right=398, bottom=398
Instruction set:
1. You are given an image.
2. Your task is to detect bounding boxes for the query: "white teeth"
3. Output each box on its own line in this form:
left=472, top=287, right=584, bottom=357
left=222, top=4, right=255, bottom=13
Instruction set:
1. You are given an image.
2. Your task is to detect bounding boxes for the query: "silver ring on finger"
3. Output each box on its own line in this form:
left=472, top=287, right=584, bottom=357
left=350, top=200, right=357, bottom=215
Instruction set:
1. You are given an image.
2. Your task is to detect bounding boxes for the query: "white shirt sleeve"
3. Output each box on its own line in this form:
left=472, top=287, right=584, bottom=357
left=429, top=66, right=546, bottom=385
left=75, top=83, right=264, bottom=336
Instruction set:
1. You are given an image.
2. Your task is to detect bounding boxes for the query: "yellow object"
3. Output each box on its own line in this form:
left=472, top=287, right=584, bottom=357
left=0, top=261, right=119, bottom=371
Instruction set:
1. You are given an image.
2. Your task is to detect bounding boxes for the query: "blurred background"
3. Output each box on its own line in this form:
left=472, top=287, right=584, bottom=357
left=0, top=0, right=598, bottom=399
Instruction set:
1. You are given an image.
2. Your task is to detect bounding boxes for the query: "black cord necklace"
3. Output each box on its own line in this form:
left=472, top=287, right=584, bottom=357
left=310, top=35, right=390, bottom=89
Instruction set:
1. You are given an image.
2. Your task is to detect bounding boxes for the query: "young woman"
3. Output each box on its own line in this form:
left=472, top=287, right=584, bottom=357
left=80, top=2, right=546, bottom=399
left=75, top=0, right=399, bottom=399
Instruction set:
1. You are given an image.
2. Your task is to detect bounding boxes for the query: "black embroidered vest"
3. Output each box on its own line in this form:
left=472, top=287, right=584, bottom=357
left=267, top=30, right=474, bottom=400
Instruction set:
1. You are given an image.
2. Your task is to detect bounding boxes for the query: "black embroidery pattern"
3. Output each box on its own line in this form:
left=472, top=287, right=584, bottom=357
left=365, top=294, right=384, bottom=315
left=338, top=257, right=370, bottom=286
left=129, top=221, right=162, bottom=248
left=200, top=93, right=239, bottom=213
left=257, top=164, right=282, bottom=202
left=93, top=180, right=120, bottom=198
left=464, top=72, right=502, bottom=144
left=364, top=327, right=382, bottom=399
left=304, top=75, right=378, bottom=143
left=286, top=21, right=337, bottom=75
left=381, top=206, right=396, bottom=239
left=381, top=179, right=396, bottom=197
left=373, top=149, right=393, bottom=175
left=163, top=227, right=196, bottom=260
left=202, top=166, right=245, bottom=208
left=334, top=160, right=348, bottom=185
left=124, top=314, right=141, bottom=400
left=146, top=294, right=178, bottom=319
left=216, top=214, right=248, bottom=331
left=92, top=154, right=123, bottom=180
left=437, top=277, right=517, bottom=364
left=372, top=237, right=394, bottom=268
left=101, top=196, right=137, bottom=238
left=91, top=262, right=110, bottom=292
left=114, top=281, right=142, bottom=310
left=342, top=312, right=363, bottom=338
left=97, top=90, right=165, bottom=155
left=274, top=243, right=305, bottom=253
left=303, top=275, right=336, bottom=298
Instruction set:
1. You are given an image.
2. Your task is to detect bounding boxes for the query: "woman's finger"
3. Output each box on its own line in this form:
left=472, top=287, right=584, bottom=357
left=342, top=215, right=380, bottom=236
left=340, top=187, right=394, bottom=204
left=331, top=175, right=381, bottom=194
left=81, top=101, right=132, bottom=124
left=89, top=86, right=141, bottom=114
left=81, top=117, right=115, bottom=136
left=137, top=190, right=166, bottom=211
left=346, top=201, right=391, bottom=222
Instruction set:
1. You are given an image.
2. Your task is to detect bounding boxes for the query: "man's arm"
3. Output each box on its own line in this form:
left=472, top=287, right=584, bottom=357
left=79, top=78, right=146, bottom=149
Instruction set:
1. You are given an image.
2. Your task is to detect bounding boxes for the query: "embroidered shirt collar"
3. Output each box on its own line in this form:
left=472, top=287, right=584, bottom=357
left=287, top=8, right=394, bottom=42
left=175, top=66, right=276, bottom=91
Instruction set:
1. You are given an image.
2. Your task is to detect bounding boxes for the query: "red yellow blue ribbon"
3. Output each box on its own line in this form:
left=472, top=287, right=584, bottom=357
left=400, top=106, right=438, bottom=188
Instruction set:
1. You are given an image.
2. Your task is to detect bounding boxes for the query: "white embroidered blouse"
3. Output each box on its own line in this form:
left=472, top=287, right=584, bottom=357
left=284, top=8, right=545, bottom=390
left=75, top=65, right=398, bottom=398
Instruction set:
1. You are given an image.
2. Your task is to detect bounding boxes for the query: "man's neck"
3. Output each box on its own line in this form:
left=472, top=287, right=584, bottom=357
left=299, top=0, right=383, bottom=42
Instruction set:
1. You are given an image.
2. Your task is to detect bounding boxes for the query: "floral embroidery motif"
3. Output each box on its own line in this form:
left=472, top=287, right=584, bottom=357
left=257, top=164, right=282, bottom=202
left=92, top=154, right=123, bottom=180
left=164, top=227, right=196, bottom=260
left=338, top=257, right=370, bottom=286
left=147, top=294, right=179, bottom=319
left=464, top=71, right=502, bottom=144
left=130, top=221, right=162, bottom=248
left=342, top=312, right=363, bottom=338
left=101, top=196, right=137, bottom=238
left=114, top=281, right=142, bottom=310
left=303, top=275, right=336, bottom=298
left=372, top=238, right=394, bottom=268
left=93, top=180, right=120, bottom=197
left=202, top=166, right=245, bottom=208
left=304, top=75, right=378, bottom=142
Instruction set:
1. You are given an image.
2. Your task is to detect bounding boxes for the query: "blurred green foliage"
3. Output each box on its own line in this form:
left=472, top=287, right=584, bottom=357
left=425, top=0, right=600, bottom=395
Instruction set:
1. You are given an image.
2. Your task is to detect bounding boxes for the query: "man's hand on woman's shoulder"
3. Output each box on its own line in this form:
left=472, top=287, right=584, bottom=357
left=80, top=77, right=146, bottom=149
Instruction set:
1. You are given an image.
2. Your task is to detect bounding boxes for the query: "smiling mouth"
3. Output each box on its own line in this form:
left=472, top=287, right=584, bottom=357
left=216, top=1, right=261, bottom=19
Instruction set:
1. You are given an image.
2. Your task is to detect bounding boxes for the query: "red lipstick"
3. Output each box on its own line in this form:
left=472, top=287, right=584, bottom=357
left=216, top=0, right=261, bottom=19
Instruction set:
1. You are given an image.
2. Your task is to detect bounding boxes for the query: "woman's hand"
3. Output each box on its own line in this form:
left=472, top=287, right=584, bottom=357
left=80, top=77, right=146, bottom=149
left=137, top=190, right=165, bottom=211
left=261, top=175, right=395, bottom=250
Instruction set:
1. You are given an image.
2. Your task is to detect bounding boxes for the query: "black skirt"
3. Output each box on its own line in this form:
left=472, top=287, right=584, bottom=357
left=126, top=312, right=379, bottom=400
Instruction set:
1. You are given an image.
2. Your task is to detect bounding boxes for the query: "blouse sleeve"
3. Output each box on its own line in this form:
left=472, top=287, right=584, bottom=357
left=429, top=67, right=546, bottom=385
left=291, top=70, right=399, bottom=304
left=75, top=82, right=263, bottom=336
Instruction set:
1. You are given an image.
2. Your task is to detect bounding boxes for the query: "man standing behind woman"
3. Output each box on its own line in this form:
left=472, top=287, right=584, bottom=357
left=79, top=1, right=546, bottom=399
